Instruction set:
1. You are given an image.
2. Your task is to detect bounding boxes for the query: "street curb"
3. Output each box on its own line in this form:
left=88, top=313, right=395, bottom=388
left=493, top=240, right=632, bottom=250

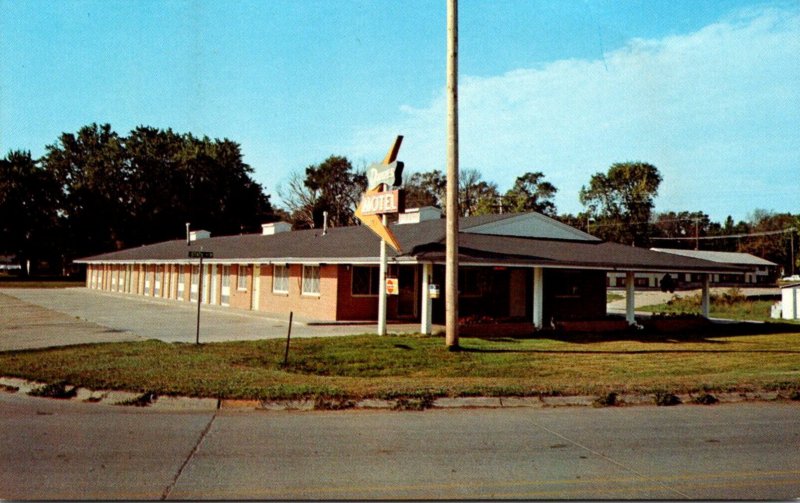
left=1, top=376, right=797, bottom=411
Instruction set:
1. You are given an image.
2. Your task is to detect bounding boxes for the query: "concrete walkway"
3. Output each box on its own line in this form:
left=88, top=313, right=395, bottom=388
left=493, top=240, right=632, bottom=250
left=0, top=288, right=427, bottom=351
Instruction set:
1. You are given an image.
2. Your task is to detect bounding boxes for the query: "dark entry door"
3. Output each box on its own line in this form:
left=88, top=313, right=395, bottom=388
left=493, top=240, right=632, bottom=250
left=397, top=266, right=418, bottom=318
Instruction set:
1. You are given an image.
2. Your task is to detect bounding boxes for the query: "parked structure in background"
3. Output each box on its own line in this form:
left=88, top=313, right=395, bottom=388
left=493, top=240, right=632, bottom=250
left=77, top=209, right=751, bottom=333
left=608, top=249, right=778, bottom=289
left=0, top=255, right=22, bottom=274
left=775, top=283, right=800, bottom=320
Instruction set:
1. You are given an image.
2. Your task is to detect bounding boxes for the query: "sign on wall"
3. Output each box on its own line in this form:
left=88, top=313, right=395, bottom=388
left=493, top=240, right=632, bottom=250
left=386, top=277, right=399, bottom=295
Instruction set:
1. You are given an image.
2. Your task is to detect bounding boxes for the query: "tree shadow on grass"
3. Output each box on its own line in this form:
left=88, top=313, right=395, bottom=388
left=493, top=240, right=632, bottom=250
left=461, top=321, right=800, bottom=354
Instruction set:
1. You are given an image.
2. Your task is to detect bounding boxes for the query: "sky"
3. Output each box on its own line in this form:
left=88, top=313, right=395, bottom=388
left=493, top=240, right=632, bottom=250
left=1, top=0, right=798, bottom=223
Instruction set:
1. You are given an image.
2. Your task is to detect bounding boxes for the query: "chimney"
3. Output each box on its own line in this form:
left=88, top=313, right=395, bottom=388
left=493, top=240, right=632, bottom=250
left=189, top=230, right=211, bottom=241
left=262, top=222, right=292, bottom=235
left=397, top=206, right=443, bottom=225
left=323, top=211, right=329, bottom=235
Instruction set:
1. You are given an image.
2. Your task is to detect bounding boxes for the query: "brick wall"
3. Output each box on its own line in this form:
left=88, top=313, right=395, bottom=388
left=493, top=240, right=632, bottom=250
left=229, top=264, right=253, bottom=310
left=336, top=265, right=379, bottom=320
left=256, top=264, right=338, bottom=320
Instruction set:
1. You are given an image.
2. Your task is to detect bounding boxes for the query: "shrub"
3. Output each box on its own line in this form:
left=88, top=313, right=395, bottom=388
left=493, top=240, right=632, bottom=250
left=28, top=381, right=77, bottom=399
left=314, top=397, right=356, bottom=410
left=654, top=391, right=682, bottom=406
left=116, top=391, right=158, bottom=407
left=593, top=392, right=619, bottom=407
left=693, top=393, right=719, bottom=405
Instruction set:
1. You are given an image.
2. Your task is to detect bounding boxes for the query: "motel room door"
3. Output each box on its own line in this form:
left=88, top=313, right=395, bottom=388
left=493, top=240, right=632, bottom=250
left=397, top=266, right=418, bottom=319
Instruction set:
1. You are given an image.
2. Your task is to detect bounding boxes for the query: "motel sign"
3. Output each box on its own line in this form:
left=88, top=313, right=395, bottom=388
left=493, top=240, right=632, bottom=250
left=360, top=189, right=404, bottom=216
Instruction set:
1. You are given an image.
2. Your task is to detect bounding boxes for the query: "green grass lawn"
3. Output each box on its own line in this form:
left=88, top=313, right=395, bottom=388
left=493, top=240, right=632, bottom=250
left=606, top=292, right=625, bottom=303
left=1, top=327, right=799, bottom=401
left=639, top=288, right=792, bottom=323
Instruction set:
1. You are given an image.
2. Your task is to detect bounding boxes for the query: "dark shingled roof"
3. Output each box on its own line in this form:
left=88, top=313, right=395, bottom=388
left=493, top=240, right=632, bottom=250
left=77, top=213, right=745, bottom=273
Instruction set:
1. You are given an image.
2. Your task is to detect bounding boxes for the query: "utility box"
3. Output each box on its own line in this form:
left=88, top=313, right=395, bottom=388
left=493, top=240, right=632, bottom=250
left=781, top=283, right=800, bottom=320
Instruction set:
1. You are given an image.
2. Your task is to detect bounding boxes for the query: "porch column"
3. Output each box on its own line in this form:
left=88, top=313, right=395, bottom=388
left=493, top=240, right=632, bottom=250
left=532, top=267, right=544, bottom=329
left=420, top=263, right=432, bottom=335
left=701, top=273, right=710, bottom=318
left=625, top=271, right=636, bottom=325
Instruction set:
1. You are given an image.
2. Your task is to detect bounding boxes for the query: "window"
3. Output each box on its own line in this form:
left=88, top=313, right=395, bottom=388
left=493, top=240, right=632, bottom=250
left=273, top=265, right=289, bottom=294
left=237, top=265, right=249, bottom=291
left=302, top=265, right=321, bottom=295
left=352, top=266, right=379, bottom=296
left=458, top=268, right=481, bottom=297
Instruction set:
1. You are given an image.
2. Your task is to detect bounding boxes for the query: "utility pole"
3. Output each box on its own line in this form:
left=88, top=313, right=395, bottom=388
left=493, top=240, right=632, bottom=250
left=377, top=213, right=388, bottom=336
left=445, top=0, right=460, bottom=349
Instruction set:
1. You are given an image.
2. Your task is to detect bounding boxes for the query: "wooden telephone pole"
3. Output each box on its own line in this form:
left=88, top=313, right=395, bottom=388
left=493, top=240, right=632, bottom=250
left=445, top=0, right=460, bottom=349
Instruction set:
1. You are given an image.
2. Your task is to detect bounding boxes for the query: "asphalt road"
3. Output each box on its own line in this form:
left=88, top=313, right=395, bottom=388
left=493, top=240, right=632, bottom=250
left=1, top=392, right=798, bottom=500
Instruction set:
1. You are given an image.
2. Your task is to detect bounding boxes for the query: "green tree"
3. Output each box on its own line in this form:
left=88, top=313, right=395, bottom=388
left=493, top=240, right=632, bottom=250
left=460, top=168, right=499, bottom=216
left=280, top=156, right=366, bottom=229
left=738, top=210, right=798, bottom=274
left=42, top=123, right=276, bottom=259
left=579, top=162, right=662, bottom=246
left=502, top=171, right=557, bottom=216
left=42, top=123, right=130, bottom=258
left=402, top=171, right=444, bottom=209
left=0, top=150, right=63, bottom=274
left=652, top=211, right=711, bottom=249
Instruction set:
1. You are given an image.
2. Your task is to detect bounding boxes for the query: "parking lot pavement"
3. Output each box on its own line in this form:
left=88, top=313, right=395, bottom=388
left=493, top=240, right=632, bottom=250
left=0, top=292, right=143, bottom=351
left=0, top=288, right=423, bottom=349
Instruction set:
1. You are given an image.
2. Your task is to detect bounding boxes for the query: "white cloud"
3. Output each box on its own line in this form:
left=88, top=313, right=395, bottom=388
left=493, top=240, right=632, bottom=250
left=348, top=5, right=800, bottom=221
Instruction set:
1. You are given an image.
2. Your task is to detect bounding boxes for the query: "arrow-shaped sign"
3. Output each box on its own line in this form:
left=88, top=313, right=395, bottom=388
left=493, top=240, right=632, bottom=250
left=355, top=136, right=404, bottom=252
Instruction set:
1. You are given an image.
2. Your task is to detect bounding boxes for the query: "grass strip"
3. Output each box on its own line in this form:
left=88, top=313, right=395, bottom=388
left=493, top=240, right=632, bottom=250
left=1, top=326, right=799, bottom=401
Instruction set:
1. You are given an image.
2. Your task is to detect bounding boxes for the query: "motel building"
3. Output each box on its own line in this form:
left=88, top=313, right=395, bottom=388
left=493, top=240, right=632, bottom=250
left=77, top=208, right=747, bottom=334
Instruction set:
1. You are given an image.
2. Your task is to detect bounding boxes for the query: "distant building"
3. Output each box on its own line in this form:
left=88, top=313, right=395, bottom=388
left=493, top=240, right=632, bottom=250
left=0, top=255, right=21, bottom=274
left=608, top=249, right=778, bottom=289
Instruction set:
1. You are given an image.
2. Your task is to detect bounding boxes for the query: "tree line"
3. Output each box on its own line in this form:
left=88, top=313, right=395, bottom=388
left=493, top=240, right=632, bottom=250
left=1, top=124, right=278, bottom=274
left=1, top=123, right=797, bottom=276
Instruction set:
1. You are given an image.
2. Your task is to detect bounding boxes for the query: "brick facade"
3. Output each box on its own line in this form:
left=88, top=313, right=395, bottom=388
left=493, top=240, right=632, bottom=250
left=85, top=262, right=605, bottom=324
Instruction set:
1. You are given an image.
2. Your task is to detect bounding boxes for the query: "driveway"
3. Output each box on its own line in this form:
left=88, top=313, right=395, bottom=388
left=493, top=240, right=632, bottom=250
left=0, top=288, right=425, bottom=351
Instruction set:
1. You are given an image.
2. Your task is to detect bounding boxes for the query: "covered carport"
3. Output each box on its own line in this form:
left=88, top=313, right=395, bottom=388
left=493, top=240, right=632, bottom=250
left=411, top=234, right=745, bottom=334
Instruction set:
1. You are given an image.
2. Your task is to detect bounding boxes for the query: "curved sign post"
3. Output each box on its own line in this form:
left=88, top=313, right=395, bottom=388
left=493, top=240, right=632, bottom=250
left=355, top=135, right=405, bottom=335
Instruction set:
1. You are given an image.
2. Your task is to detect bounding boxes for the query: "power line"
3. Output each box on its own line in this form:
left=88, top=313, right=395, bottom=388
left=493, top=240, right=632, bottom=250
left=651, top=227, right=796, bottom=241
